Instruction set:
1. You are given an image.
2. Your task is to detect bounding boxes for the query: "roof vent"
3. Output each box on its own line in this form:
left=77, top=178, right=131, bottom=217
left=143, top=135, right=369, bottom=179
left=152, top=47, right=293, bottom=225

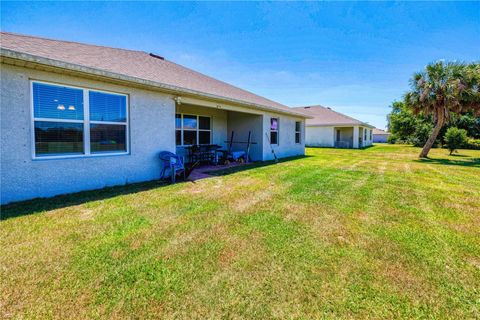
left=326, top=107, right=331, bottom=109
left=304, top=106, right=311, bottom=109
left=149, top=53, right=164, bottom=60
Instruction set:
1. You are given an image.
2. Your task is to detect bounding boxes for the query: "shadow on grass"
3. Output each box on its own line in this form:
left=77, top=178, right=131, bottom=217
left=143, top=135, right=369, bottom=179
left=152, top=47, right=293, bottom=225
left=206, top=155, right=312, bottom=176
left=0, top=155, right=308, bottom=221
left=449, top=154, right=470, bottom=158
left=0, top=180, right=169, bottom=221
left=306, top=145, right=374, bottom=151
left=414, top=157, right=480, bottom=168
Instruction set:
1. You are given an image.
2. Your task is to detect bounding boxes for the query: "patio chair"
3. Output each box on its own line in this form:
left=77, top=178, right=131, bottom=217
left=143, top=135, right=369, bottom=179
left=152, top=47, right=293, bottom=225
left=189, top=144, right=217, bottom=164
left=159, top=151, right=186, bottom=183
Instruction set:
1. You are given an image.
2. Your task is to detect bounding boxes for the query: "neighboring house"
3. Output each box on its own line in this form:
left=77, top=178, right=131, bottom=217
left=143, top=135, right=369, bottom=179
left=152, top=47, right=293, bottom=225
left=293, top=105, right=374, bottom=148
left=0, top=32, right=307, bottom=204
left=372, top=128, right=391, bottom=143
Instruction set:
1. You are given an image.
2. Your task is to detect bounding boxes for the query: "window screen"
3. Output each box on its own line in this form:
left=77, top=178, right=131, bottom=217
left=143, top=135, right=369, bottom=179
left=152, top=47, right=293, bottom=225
left=34, top=121, right=84, bottom=155
left=199, top=131, right=211, bottom=145
left=90, top=124, right=126, bottom=153
left=89, top=91, right=126, bottom=122
left=270, top=118, right=279, bottom=145
left=176, top=114, right=211, bottom=146
left=32, top=81, right=129, bottom=158
left=183, top=115, right=197, bottom=130
left=33, top=82, right=84, bottom=120
left=89, top=91, right=127, bottom=153
left=295, top=121, right=301, bottom=144
left=199, top=116, right=210, bottom=130
left=183, top=130, right=197, bottom=145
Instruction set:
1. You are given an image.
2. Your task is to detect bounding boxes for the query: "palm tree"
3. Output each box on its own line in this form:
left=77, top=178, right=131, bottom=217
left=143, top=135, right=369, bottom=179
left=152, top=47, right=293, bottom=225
left=405, top=61, right=480, bottom=158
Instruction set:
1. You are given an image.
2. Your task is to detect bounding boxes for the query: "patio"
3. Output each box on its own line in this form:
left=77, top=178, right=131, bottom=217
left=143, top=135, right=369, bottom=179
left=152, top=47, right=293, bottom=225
left=175, top=103, right=264, bottom=163
left=186, top=162, right=246, bottom=181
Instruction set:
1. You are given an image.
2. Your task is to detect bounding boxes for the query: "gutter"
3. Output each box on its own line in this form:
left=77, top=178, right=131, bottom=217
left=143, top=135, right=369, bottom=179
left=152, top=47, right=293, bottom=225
left=0, top=48, right=310, bottom=119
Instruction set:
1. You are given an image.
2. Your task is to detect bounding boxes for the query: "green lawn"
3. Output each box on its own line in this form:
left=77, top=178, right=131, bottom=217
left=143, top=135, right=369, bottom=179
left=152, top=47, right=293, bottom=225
left=1, top=145, right=479, bottom=319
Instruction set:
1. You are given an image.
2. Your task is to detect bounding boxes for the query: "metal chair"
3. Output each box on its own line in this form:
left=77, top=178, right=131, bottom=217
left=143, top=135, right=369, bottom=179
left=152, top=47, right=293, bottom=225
left=159, top=151, right=186, bottom=183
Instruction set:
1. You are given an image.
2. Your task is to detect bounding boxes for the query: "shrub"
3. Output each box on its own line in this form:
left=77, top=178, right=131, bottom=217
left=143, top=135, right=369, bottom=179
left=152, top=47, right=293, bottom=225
left=387, top=134, right=397, bottom=144
left=466, top=138, right=480, bottom=150
left=444, top=127, right=468, bottom=155
left=408, top=123, right=435, bottom=147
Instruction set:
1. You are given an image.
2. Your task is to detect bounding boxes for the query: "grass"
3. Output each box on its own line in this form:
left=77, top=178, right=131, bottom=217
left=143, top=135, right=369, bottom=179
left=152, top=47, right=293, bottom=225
left=1, top=144, right=479, bottom=319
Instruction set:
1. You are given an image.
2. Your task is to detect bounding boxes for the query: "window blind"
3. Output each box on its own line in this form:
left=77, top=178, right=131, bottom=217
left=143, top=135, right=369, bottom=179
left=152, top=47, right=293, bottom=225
left=89, top=91, right=127, bottom=122
left=33, top=82, right=84, bottom=120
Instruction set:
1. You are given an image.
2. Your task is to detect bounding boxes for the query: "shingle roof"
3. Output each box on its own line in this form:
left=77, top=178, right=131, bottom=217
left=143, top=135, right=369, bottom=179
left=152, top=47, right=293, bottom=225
left=0, top=32, right=306, bottom=117
left=373, top=128, right=390, bottom=135
left=293, top=105, right=374, bottom=127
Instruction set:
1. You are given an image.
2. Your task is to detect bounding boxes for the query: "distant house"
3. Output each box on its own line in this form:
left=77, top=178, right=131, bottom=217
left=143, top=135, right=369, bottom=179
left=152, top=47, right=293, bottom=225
left=0, top=32, right=308, bottom=204
left=373, top=128, right=391, bottom=143
left=293, top=105, right=374, bottom=148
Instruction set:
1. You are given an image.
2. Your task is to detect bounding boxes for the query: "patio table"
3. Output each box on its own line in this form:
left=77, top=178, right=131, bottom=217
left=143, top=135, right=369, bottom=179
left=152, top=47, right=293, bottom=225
left=184, top=144, right=223, bottom=164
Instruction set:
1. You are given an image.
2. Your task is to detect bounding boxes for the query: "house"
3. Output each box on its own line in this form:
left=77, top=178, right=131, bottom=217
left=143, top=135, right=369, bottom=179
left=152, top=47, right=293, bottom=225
left=0, top=32, right=307, bottom=204
left=293, top=105, right=374, bottom=148
left=372, top=128, right=391, bottom=143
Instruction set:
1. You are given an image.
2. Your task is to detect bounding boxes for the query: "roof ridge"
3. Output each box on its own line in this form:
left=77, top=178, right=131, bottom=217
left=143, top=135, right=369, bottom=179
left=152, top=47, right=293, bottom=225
left=0, top=31, right=145, bottom=55
left=295, top=105, right=369, bottom=125
left=327, top=107, right=367, bottom=124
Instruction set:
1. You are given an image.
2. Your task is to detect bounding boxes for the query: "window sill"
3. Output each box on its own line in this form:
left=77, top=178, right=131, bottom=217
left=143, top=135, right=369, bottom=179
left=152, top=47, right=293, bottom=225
left=32, top=152, right=130, bottom=161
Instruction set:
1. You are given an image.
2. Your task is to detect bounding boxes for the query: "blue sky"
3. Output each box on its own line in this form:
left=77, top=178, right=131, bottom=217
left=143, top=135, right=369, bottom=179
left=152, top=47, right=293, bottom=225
left=2, top=2, right=479, bottom=129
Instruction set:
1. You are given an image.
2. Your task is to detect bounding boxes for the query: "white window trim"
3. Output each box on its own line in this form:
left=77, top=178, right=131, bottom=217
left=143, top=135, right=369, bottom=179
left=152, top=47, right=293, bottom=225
left=270, top=117, right=279, bottom=145
left=175, top=113, right=212, bottom=146
left=30, top=80, right=130, bottom=160
left=295, top=121, right=302, bottom=144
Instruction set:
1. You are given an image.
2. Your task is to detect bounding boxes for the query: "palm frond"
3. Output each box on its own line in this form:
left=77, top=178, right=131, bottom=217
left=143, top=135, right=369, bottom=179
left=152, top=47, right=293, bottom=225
left=404, top=61, right=480, bottom=123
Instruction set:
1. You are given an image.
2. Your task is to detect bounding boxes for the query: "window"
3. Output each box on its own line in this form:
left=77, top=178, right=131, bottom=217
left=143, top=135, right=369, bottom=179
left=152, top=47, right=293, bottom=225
left=175, top=114, right=211, bottom=146
left=295, top=121, right=301, bottom=144
left=34, top=122, right=84, bottom=155
left=89, top=91, right=127, bottom=153
left=364, top=129, right=367, bottom=140
left=270, top=118, right=279, bottom=145
left=370, top=129, right=373, bottom=140
left=31, top=81, right=128, bottom=158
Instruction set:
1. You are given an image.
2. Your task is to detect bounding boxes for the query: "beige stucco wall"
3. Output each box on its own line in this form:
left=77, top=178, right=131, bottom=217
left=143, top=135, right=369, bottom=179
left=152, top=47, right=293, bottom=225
left=1, top=63, right=175, bottom=204
left=373, top=133, right=389, bottom=143
left=337, top=127, right=354, bottom=144
left=227, top=111, right=264, bottom=161
left=261, top=112, right=305, bottom=161
left=305, top=126, right=334, bottom=147
left=305, top=125, right=373, bottom=149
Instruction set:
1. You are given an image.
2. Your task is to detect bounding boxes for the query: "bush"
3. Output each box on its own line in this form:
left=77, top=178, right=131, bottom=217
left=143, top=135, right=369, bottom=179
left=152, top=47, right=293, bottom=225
left=409, top=123, right=435, bottom=147
left=444, top=127, right=468, bottom=155
left=388, top=134, right=411, bottom=144
left=387, top=134, right=397, bottom=144
left=466, top=138, right=480, bottom=150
